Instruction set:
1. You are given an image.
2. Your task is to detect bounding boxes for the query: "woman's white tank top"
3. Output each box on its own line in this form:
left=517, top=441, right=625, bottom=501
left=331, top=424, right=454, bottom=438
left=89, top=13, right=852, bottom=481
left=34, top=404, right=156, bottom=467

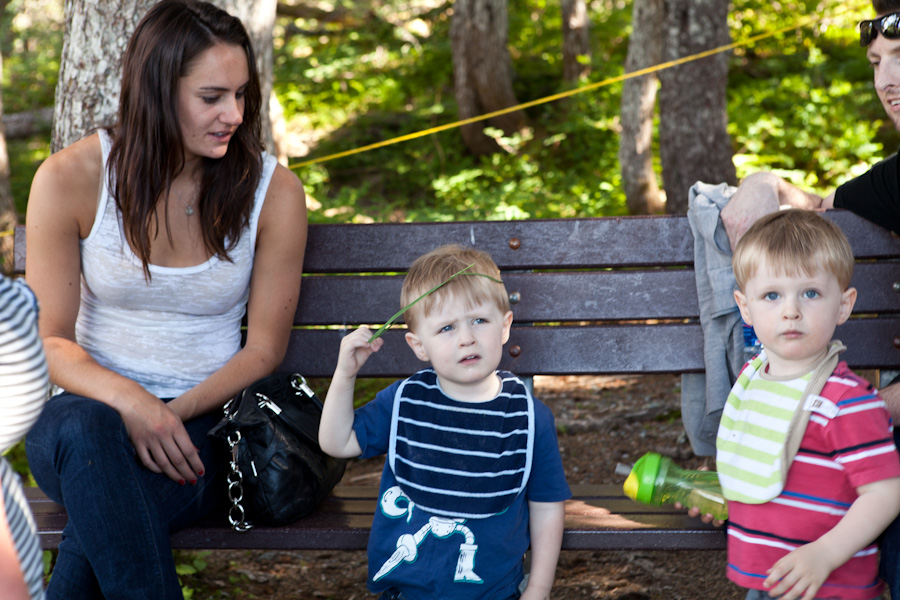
left=75, top=131, right=277, bottom=398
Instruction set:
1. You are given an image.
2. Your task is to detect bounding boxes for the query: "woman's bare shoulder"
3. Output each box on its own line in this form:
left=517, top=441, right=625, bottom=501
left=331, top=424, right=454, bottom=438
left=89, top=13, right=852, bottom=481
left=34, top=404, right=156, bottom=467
left=28, top=133, right=104, bottom=234
left=267, top=162, right=305, bottom=198
left=261, top=163, right=306, bottom=219
left=37, top=133, right=102, bottom=182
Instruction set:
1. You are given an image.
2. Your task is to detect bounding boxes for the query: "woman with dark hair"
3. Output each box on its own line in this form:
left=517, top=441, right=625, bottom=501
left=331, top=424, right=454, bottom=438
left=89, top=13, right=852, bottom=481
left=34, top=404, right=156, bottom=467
left=23, top=1, right=307, bottom=597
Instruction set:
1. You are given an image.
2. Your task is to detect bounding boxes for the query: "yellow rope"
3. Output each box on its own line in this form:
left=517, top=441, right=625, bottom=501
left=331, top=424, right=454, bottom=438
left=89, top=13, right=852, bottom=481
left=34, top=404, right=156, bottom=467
left=289, top=7, right=865, bottom=171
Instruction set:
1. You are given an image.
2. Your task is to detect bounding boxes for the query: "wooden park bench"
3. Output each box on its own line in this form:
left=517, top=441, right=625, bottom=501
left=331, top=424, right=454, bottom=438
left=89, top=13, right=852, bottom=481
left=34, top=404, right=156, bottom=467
left=15, top=210, right=900, bottom=552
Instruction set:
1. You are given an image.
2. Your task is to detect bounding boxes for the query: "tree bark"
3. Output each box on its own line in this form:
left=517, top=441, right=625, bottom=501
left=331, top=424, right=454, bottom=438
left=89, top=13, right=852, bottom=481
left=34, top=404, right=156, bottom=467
left=561, top=0, right=591, bottom=81
left=52, top=0, right=147, bottom=152
left=657, top=0, right=736, bottom=214
left=617, top=0, right=664, bottom=215
left=0, top=51, right=17, bottom=274
left=52, top=0, right=280, bottom=158
left=450, top=0, right=526, bottom=155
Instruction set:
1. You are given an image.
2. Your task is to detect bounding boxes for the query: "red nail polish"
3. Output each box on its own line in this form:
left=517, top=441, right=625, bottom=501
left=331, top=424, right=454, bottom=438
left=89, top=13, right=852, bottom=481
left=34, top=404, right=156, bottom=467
left=190, top=479, right=197, bottom=485
left=179, top=479, right=185, bottom=486
left=198, top=470, right=205, bottom=477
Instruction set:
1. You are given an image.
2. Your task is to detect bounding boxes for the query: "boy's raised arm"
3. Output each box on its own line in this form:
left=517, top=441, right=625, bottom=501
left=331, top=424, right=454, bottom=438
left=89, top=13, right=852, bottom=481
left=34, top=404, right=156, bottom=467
left=764, top=477, right=900, bottom=600
left=318, top=327, right=383, bottom=458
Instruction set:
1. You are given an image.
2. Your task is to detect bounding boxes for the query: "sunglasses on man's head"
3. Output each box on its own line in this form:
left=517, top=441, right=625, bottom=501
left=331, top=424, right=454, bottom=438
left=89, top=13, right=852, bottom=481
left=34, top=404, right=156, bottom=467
left=860, top=12, right=900, bottom=46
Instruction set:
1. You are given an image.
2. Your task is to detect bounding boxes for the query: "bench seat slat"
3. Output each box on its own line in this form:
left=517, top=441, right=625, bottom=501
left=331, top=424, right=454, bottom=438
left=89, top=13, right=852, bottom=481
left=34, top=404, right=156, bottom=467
left=29, top=485, right=725, bottom=552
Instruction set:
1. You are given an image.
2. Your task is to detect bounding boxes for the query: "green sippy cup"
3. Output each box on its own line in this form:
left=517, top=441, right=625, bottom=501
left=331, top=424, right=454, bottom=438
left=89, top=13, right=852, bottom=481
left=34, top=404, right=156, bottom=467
left=623, top=452, right=728, bottom=520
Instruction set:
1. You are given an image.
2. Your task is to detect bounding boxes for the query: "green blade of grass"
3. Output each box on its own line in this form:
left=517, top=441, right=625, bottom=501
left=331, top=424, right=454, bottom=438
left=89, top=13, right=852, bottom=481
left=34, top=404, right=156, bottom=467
left=366, top=263, right=502, bottom=343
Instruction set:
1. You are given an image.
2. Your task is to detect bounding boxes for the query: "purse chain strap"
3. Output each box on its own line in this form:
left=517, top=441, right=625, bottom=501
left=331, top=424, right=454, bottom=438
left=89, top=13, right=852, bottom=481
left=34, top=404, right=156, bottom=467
left=225, top=429, right=253, bottom=532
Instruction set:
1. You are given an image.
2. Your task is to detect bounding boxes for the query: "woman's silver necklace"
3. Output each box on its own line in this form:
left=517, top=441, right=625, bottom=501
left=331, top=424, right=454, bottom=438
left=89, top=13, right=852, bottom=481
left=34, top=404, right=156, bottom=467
left=175, top=190, right=196, bottom=217
left=172, top=177, right=199, bottom=217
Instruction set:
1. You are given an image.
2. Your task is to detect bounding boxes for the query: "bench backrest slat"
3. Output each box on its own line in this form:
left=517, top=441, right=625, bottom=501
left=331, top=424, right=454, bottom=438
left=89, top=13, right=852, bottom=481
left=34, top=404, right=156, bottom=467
left=280, top=316, right=899, bottom=378
left=295, top=262, right=899, bottom=326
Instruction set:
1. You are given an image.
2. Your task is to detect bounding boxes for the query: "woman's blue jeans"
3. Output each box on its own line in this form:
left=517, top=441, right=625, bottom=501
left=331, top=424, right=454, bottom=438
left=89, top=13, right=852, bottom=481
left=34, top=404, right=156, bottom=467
left=25, top=392, right=226, bottom=600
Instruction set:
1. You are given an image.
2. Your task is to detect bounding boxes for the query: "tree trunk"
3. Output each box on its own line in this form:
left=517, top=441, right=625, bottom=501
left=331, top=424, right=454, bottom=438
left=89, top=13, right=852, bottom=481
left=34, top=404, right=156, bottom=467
left=0, top=50, right=17, bottom=274
left=450, top=0, right=526, bottom=155
left=617, top=0, right=664, bottom=215
left=561, top=0, right=590, bottom=81
left=52, top=0, right=148, bottom=152
left=52, top=0, right=279, bottom=157
left=657, top=0, right=736, bottom=214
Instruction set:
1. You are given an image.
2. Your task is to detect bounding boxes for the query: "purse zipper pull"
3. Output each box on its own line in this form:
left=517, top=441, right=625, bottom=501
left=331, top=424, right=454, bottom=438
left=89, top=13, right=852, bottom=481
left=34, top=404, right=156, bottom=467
left=291, top=374, right=315, bottom=398
left=256, top=393, right=282, bottom=415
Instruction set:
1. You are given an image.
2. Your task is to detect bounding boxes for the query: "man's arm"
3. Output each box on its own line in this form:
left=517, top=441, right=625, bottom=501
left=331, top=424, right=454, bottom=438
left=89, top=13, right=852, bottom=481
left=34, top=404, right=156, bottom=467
left=720, top=172, right=834, bottom=250
left=880, top=381, right=900, bottom=422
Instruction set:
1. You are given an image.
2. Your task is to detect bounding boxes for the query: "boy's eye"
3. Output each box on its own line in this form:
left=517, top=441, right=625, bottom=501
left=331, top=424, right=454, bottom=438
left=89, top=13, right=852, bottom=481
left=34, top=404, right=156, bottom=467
left=763, top=292, right=779, bottom=301
left=802, top=289, right=820, bottom=300
left=439, top=324, right=454, bottom=333
left=472, top=317, right=487, bottom=325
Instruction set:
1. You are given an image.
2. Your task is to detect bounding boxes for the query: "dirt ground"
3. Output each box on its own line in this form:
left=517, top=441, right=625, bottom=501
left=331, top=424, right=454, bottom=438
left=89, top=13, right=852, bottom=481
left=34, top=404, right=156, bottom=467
left=177, top=374, right=888, bottom=599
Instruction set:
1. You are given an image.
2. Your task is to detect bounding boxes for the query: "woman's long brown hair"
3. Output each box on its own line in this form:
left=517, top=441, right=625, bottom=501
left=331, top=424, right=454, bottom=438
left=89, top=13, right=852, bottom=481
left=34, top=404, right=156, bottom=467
left=109, top=0, right=263, bottom=277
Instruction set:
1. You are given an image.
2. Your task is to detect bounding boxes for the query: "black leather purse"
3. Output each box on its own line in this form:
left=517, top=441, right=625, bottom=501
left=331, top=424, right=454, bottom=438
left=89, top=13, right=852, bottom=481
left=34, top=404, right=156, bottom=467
left=208, top=373, right=346, bottom=531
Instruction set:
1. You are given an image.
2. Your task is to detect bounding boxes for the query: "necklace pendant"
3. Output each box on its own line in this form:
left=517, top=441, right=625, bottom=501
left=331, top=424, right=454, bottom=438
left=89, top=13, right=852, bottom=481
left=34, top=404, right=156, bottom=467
left=185, top=205, right=194, bottom=217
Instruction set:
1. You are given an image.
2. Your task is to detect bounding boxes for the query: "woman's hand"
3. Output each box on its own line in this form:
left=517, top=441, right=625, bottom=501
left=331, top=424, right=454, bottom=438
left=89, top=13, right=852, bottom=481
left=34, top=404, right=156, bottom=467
left=119, top=391, right=204, bottom=484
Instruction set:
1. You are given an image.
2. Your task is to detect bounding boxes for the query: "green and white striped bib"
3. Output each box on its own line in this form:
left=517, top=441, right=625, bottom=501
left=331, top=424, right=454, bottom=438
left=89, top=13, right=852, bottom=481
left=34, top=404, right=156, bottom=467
left=716, top=351, right=813, bottom=503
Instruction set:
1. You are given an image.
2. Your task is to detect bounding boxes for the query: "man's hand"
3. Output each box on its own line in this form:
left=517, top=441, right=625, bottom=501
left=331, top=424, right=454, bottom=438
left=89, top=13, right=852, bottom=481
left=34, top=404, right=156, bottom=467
left=720, top=173, right=782, bottom=250
left=721, top=172, right=827, bottom=251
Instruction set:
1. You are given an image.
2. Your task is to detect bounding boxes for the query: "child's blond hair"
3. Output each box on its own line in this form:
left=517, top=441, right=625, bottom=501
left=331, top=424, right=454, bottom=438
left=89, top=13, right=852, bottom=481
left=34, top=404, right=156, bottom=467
left=732, top=209, right=854, bottom=291
left=401, top=244, right=510, bottom=332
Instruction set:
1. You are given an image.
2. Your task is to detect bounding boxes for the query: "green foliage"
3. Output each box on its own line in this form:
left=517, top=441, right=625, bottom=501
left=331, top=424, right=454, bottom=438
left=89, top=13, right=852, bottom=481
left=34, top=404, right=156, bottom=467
left=175, top=550, right=210, bottom=600
left=284, top=0, right=631, bottom=222
left=175, top=550, right=257, bottom=599
left=727, top=1, right=883, bottom=195
left=7, top=138, right=50, bottom=216
left=279, top=0, right=885, bottom=223
left=1, top=0, right=63, bottom=113
left=4, top=440, right=34, bottom=484
left=3, top=0, right=887, bottom=223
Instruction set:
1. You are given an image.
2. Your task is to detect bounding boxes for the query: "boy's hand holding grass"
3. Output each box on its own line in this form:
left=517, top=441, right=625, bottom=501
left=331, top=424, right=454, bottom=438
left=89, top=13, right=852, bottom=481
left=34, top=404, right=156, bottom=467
left=335, top=327, right=384, bottom=380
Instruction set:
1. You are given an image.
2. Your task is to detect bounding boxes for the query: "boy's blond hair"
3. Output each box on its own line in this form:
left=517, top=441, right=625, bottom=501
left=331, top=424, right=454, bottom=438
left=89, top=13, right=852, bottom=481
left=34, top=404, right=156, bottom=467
left=732, top=209, right=854, bottom=291
left=401, top=244, right=510, bottom=332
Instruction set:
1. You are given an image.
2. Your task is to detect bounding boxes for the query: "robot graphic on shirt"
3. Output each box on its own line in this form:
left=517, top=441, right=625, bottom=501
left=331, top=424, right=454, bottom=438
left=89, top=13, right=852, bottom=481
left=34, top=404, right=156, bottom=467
left=373, top=485, right=482, bottom=583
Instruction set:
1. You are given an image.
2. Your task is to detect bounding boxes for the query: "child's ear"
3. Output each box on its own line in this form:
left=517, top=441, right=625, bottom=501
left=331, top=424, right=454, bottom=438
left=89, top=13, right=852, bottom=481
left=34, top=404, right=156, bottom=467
left=501, top=311, right=513, bottom=344
left=405, top=331, right=430, bottom=362
left=836, top=287, right=857, bottom=326
left=734, top=290, right=752, bottom=325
